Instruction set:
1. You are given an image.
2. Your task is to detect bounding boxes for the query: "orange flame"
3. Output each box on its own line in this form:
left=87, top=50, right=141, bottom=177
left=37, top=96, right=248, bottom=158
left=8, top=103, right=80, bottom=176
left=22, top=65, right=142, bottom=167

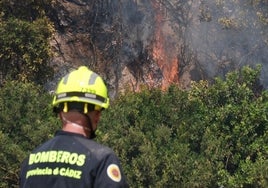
left=151, top=1, right=179, bottom=90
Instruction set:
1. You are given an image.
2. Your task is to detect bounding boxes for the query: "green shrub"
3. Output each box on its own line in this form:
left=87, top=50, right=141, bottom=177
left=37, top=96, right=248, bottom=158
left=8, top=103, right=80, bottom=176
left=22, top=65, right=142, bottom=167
left=0, top=81, right=59, bottom=187
left=99, top=65, right=268, bottom=187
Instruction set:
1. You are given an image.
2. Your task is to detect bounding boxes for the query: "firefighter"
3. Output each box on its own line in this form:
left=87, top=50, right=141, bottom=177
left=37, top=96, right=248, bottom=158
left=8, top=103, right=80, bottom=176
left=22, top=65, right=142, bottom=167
left=19, top=66, right=129, bottom=187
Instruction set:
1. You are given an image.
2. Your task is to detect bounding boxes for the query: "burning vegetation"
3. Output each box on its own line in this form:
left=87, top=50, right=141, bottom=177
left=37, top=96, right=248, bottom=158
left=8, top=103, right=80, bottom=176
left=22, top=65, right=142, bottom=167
left=49, top=0, right=268, bottom=97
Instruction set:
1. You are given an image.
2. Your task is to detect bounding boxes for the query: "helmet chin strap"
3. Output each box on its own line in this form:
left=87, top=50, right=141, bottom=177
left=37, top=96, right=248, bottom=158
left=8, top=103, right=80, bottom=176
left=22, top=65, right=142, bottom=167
left=83, top=113, right=96, bottom=139
left=61, top=114, right=96, bottom=139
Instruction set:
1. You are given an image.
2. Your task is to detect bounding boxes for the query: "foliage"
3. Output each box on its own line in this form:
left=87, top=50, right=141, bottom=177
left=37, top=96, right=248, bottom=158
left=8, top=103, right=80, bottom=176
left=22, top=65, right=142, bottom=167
left=0, top=81, right=59, bottom=188
left=0, top=17, right=54, bottom=85
left=1, top=66, right=268, bottom=187
left=0, top=0, right=55, bottom=21
left=98, top=85, right=192, bottom=187
left=0, top=1, right=55, bottom=85
left=188, top=65, right=268, bottom=187
left=98, top=65, right=268, bottom=187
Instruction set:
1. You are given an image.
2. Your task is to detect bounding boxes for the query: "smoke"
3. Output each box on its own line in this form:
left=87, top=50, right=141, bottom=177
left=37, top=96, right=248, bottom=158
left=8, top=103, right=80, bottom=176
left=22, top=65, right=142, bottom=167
left=118, top=0, right=268, bottom=89
left=185, top=0, right=268, bottom=87
left=49, top=0, right=268, bottom=96
left=120, top=0, right=154, bottom=62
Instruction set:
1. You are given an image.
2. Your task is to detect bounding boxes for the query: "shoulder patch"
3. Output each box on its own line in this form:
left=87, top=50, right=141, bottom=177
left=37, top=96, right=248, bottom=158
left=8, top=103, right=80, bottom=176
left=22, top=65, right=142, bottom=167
left=107, top=164, right=122, bottom=182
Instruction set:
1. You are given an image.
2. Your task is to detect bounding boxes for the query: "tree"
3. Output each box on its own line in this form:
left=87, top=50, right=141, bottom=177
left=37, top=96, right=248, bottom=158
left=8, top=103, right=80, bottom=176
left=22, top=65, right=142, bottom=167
left=188, top=65, right=268, bottom=187
left=0, top=81, right=59, bottom=187
left=0, top=0, right=54, bottom=21
left=2, top=65, right=268, bottom=187
left=98, top=65, right=268, bottom=187
left=0, top=0, right=55, bottom=85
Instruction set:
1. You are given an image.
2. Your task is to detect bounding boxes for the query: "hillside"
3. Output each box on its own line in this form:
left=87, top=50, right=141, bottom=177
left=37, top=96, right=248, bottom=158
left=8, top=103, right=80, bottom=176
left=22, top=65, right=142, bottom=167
left=48, top=0, right=268, bottom=98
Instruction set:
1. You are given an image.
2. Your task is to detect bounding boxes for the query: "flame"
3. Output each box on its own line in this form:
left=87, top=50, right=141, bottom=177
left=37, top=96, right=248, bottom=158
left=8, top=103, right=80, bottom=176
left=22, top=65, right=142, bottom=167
left=151, top=1, right=179, bottom=90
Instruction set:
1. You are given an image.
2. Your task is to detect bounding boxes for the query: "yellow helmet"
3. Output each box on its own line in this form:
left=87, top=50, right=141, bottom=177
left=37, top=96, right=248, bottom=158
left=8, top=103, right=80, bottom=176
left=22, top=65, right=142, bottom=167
left=52, top=66, right=109, bottom=112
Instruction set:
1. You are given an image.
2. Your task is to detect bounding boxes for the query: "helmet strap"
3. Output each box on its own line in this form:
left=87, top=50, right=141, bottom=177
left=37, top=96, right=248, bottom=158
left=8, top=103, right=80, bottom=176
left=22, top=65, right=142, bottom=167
left=63, top=102, right=68, bottom=112
left=84, top=103, right=88, bottom=113
left=59, top=102, right=97, bottom=139
left=61, top=115, right=91, bottom=132
left=83, top=113, right=96, bottom=139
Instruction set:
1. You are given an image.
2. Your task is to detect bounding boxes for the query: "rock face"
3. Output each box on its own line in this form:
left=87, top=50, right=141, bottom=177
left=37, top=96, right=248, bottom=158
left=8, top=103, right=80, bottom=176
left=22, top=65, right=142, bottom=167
left=49, top=0, right=268, bottom=98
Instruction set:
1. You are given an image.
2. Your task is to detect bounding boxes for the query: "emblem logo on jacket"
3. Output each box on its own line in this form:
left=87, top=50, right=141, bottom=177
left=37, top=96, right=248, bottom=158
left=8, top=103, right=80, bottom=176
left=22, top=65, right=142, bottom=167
left=107, top=164, right=122, bottom=182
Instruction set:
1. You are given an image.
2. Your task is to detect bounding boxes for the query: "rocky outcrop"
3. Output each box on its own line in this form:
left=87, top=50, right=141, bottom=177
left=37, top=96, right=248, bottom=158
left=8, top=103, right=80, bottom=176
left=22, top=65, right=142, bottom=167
left=48, top=0, right=268, bottom=98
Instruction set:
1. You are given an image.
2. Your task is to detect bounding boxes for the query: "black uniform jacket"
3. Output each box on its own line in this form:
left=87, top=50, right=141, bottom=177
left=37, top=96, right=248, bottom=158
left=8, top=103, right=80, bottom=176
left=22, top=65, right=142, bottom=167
left=19, top=130, right=129, bottom=188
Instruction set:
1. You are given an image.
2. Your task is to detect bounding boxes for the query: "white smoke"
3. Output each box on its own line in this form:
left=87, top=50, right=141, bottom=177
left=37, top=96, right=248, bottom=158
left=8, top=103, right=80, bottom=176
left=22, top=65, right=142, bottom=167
left=185, top=0, right=268, bottom=87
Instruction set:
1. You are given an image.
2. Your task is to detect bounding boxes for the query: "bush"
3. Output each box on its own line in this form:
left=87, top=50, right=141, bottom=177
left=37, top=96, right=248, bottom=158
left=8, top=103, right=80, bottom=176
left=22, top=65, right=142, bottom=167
left=98, top=65, right=268, bottom=187
left=1, top=65, right=268, bottom=187
left=0, top=17, right=54, bottom=85
left=0, top=81, right=59, bottom=187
